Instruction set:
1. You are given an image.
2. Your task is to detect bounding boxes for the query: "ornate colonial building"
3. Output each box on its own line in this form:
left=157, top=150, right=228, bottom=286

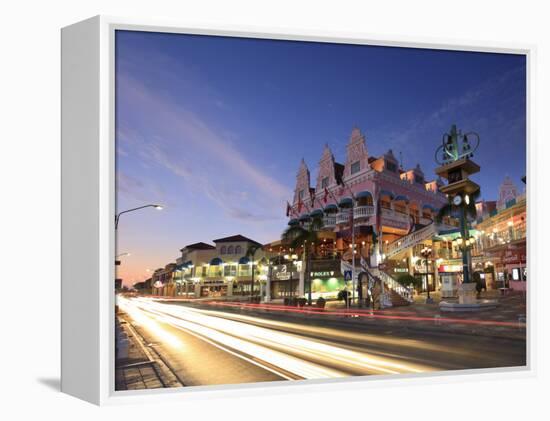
left=287, top=127, right=448, bottom=259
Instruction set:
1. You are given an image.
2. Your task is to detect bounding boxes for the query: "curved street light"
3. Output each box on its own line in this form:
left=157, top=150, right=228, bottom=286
left=115, top=204, right=163, bottom=229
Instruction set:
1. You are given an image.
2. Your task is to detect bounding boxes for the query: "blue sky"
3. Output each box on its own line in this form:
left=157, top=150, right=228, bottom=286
left=115, top=30, right=526, bottom=283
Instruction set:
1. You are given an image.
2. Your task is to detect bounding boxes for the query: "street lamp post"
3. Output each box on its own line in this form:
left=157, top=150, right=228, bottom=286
left=421, top=246, right=433, bottom=304
left=115, top=204, right=163, bottom=229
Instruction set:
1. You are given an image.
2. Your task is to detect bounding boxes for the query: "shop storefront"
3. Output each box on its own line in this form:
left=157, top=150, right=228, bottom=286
left=309, top=259, right=345, bottom=300
left=497, top=243, right=527, bottom=291
left=199, top=280, right=228, bottom=297
left=270, top=263, right=299, bottom=298
left=232, top=280, right=260, bottom=296
left=413, top=258, right=436, bottom=292
left=437, top=263, right=462, bottom=297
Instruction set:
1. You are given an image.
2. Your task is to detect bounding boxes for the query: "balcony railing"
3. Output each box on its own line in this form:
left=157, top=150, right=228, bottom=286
left=380, top=208, right=409, bottom=223
left=323, top=215, right=336, bottom=228
left=354, top=205, right=375, bottom=219
left=336, top=211, right=352, bottom=225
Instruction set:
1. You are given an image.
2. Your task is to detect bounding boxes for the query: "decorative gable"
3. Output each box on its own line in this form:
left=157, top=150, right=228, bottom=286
left=315, top=144, right=337, bottom=192
left=344, top=127, right=369, bottom=180
left=293, top=158, right=311, bottom=205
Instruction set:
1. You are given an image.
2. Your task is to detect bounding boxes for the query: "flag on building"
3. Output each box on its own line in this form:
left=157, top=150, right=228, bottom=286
left=310, top=190, right=316, bottom=208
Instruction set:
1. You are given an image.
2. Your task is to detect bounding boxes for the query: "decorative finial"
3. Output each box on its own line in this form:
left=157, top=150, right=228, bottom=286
left=435, top=124, right=480, bottom=165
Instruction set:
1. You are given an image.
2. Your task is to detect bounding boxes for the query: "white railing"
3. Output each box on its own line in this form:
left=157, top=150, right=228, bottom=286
left=377, top=270, right=414, bottom=303
left=380, top=208, right=410, bottom=224
left=354, top=205, right=375, bottom=219
left=323, top=215, right=336, bottom=228
left=336, top=211, right=352, bottom=225
left=385, top=223, right=438, bottom=258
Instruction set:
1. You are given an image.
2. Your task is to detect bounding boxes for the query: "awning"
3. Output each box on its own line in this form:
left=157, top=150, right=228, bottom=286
left=185, top=260, right=193, bottom=267
left=394, top=194, right=410, bottom=203
left=356, top=191, right=373, bottom=200
left=422, top=204, right=436, bottom=211
left=175, top=263, right=187, bottom=271
left=324, top=204, right=338, bottom=213
left=209, top=257, right=223, bottom=266
left=288, top=218, right=299, bottom=226
left=338, top=197, right=353, bottom=208
left=238, top=256, right=250, bottom=265
left=379, top=189, right=394, bottom=199
left=310, top=208, right=324, bottom=217
left=298, top=213, right=311, bottom=222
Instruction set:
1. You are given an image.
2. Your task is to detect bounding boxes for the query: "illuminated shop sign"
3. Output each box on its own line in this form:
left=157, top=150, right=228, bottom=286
left=309, top=259, right=342, bottom=279
left=438, top=264, right=462, bottom=273
left=393, top=268, right=408, bottom=273
left=271, top=264, right=297, bottom=281
left=310, top=271, right=335, bottom=278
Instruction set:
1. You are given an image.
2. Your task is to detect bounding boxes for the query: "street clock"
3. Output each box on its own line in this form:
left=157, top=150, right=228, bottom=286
left=452, top=195, right=462, bottom=206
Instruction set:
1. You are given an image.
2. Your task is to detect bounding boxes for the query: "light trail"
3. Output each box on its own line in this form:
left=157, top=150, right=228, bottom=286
left=174, top=299, right=526, bottom=328
left=119, top=297, right=433, bottom=381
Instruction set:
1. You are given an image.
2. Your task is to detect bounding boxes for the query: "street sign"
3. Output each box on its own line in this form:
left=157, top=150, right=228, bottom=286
left=344, top=270, right=352, bottom=281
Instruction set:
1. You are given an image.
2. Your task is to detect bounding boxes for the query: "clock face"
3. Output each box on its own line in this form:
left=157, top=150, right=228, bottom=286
left=453, top=195, right=462, bottom=206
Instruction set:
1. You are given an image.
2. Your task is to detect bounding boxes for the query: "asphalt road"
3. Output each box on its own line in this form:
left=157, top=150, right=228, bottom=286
left=118, top=296, right=526, bottom=388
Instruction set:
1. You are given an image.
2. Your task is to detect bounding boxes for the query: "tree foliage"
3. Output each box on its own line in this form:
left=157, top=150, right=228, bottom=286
left=396, top=273, right=422, bottom=289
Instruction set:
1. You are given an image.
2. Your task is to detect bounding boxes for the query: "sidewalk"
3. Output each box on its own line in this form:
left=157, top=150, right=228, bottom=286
left=327, top=289, right=526, bottom=324
left=115, top=314, right=183, bottom=390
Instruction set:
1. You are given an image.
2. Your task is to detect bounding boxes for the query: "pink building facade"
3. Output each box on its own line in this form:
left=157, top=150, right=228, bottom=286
left=287, top=127, right=448, bottom=254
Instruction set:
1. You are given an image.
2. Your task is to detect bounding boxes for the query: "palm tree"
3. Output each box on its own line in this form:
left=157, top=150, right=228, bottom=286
left=281, top=214, right=324, bottom=304
left=245, top=243, right=263, bottom=299
left=436, top=190, right=480, bottom=283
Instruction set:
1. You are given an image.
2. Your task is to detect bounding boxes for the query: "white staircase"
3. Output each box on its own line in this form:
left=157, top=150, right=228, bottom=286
left=340, top=259, right=413, bottom=307
left=385, top=222, right=438, bottom=259
left=376, top=269, right=414, bottom=303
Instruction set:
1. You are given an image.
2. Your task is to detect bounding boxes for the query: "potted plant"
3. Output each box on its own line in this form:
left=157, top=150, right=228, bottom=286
left=337, top=290, right=351, bottom=307
left=316, top=296, right=326, bottom=309
left=297, top=297, right=307, bottom=307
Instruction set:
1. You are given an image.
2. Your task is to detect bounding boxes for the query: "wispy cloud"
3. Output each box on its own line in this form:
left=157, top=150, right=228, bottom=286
left=117, top=170, right=169, bottom=207
left=370, top=66, right=526, bottom=173
left=116, top=72, right=291, bottom=223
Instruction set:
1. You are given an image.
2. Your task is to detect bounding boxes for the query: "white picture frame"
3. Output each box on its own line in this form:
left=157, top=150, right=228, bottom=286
left=61, top=15, right=535, bottom=406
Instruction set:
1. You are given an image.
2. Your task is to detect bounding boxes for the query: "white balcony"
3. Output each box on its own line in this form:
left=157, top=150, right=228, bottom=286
left=336, top=211, right=352, bottom=225
left=323, top=215, right=336, bottom=228
left=354, top=205, right=375, bottom=219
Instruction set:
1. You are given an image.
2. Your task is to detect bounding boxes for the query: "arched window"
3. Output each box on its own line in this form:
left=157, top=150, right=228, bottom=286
left=227, top=245, right=234, bottom=254
left=235, top=245, right=242, bottom=254
left=220, top=246, right=227, bottom=254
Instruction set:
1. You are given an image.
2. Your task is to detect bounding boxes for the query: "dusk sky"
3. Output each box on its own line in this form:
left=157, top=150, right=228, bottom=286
left=115, top=30, right=526, bottom=285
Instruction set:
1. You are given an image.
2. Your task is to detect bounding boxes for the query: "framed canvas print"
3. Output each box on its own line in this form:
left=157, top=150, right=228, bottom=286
left=61, top=15, right=534, bottom=405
